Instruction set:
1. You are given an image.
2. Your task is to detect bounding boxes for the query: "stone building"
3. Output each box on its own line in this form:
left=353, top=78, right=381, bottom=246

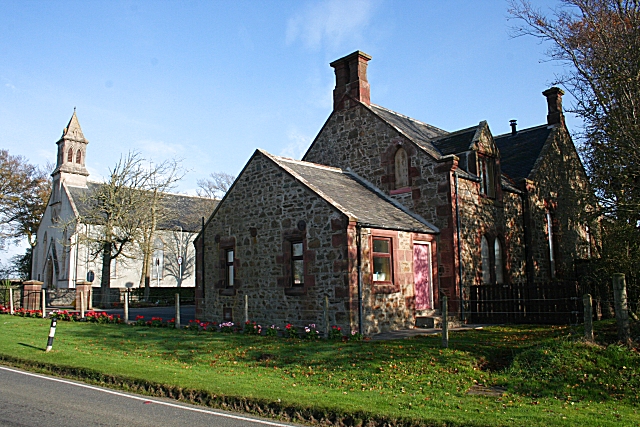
left=196, top=51, right=594, bottom=333
left=32, top=111, right=216, bottom=290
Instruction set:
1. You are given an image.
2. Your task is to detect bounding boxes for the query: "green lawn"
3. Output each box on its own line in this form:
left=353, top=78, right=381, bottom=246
left=0, top=316, right=638, bottom=427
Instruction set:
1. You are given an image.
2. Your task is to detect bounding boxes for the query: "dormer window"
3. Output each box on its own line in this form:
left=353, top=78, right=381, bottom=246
left=394, top=147, right=409, bottom=189
left=478, top=155, right=496, bottom=198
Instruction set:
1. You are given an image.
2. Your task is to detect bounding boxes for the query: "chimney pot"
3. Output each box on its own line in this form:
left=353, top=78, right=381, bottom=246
left=330, top=51, right=372, bottom=111
left=542, top=87, right=565, bottom=125
left=510, top=119, right=517, bottom=135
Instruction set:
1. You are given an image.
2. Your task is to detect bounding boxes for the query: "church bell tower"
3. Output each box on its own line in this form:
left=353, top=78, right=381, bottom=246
left=51, top=109, right=89, bottom=205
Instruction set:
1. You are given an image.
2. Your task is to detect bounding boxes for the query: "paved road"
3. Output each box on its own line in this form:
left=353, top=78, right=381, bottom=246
left=0, top=366, right=299, bottom=427
left=98, top=305, right=197, bottom=323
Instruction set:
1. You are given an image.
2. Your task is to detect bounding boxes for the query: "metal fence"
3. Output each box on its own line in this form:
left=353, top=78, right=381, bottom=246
left=465, top=280, right=583, bottom=324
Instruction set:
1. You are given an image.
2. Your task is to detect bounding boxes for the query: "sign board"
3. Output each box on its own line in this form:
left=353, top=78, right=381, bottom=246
left=177, top=256, right=183, bottom=265
left=87, top=271, right=95, bottom=282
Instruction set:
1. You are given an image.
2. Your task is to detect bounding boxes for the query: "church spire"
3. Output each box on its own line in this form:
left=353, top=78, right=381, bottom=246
left=51, top=110, right=90, bottom=204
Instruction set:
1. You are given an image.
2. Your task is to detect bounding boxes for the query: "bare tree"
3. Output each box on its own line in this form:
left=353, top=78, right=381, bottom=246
left=196, top=171, right=235, bottom=199
left=69, top=152, right=182, bottom=306
left=0, top=150, right=51, bottom=250
left=163, top=228, right=195, bottom=287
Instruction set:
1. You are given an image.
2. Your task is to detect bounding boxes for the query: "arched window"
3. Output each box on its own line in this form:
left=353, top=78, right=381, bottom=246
left=481, top=236, right=490, bottom=284
left=152, top=237, right=164, bottom=280
left=394, top=148, right=409, bottom=189
left=67, top=148, right=74, bottom=162
left=76, top=150, right=82, bottom=164
left=494, top=239, right=504, bottom=284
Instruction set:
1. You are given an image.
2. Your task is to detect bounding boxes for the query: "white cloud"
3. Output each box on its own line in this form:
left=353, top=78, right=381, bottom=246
left=279, top=127, right=312, bottom=160
left=286, top=0, right=376, bottom=49
left=5, top=83, right=16, bottom=91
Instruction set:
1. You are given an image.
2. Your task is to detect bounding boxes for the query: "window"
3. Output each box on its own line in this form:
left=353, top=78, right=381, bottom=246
left=291, top=241, right=304, bottom=286
left=373, top=237, right=392, bottom=283
left=494, top=239, right=504, bottom=285
left=481, top=236, right=491, bottom=284
left=225, top=249, right=234, bottom=288
left=394, top=147, right=409, bottom=189
left=152, top=238, right=164, bottom=280
left=67, top=148, right=74, bottom=163
left=76, top=150, right=82, bottom=164
left=546, top=211, right=556, bottom=278
left=478, top=156, right=496, bottom=198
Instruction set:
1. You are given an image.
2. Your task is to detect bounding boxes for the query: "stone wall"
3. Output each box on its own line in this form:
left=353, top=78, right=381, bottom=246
left=525, top=127, right=593, bottom=282
left=304, top=104, right=457, bottom=308
left=201, top=152, right=356, bottom=332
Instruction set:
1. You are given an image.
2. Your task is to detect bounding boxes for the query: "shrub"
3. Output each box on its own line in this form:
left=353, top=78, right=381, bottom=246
left=219, top=321, right=235, bottom=333
left=350, top=330, right=364, bottom=341
left=328, top=325, right=343, bottom=340
left=264, top=324, right=279, bottom=337
left=303, top=323, right=320, bottom=340
left=284, top=323, right=298, bottom=339
left=243, top=320, right=262, bottom=335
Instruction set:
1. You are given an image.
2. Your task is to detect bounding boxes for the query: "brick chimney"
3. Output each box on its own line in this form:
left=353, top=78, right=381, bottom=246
left=330, top=51, right=372, bottom=111
left=542, top=87, right=565, bottom=125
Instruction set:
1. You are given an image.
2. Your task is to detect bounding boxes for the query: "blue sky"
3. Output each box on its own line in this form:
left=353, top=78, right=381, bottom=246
left=1, top=0, right=575, bottom=255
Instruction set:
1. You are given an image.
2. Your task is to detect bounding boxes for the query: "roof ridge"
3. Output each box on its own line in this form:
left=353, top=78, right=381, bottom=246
left=494, top=123, right=552, bottom=139
left=263, top=151, right=345, bottom=173
left=431, top=124, right=479, bottom=141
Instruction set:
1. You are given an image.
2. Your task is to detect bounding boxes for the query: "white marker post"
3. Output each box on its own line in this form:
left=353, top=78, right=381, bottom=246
left=9, top=288, right=14, bottom=315
left=45, top=318, right=57, bottom=352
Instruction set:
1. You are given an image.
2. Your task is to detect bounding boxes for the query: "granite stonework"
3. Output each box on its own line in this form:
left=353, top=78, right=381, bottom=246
left=198, top=151, right=437, bottom=335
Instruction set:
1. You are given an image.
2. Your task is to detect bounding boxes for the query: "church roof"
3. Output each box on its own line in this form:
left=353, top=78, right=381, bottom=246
left=494, top=124, right=554, bottom=181
left=66, top=182, right=217, bottom=232
left=262, top=151, right=438, bottom=234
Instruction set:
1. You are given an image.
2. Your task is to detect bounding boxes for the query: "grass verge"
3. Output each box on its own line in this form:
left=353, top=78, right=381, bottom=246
left=0, top=316, right=638, bottom=427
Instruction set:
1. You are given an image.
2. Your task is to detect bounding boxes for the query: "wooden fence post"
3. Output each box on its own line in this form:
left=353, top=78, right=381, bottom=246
left=583, top=294, right=594, bottom=342
left=175, top=293, right=181, bottom=329
left=612, top=274, right=631, bottom=344
left=324, top=295, right=329, bottom=339
left=441, top=295, right=449, bottom=348
left=244, top=294, right=248, bottom=324
left=123, top=290, right=129, bottom=323
left=41, top=289, right=46, bottom=318
left=80, top=291, right=85, bottom=319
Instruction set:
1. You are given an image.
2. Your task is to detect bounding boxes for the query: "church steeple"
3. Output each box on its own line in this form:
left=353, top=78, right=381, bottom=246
left=51, top=110, right=89, bottom=204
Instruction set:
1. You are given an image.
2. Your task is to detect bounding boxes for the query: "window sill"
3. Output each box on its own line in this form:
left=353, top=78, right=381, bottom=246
left=390, top=187, right=411, bottom=195
left=284, top=287, right=307, bottom=296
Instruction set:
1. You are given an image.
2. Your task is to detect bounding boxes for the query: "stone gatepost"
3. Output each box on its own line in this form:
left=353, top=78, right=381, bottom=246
left=75, top=281, right=92, bottom=310
left=22, top=280, right=43, bottom=311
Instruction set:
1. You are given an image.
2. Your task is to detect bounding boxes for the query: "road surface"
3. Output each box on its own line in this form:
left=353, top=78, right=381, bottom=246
left=0, top=366, right=299, bottom=427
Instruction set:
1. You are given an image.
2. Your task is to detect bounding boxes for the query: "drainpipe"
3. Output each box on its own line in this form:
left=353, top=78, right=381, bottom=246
left=356, top=223, right=363, bottom=334
left=454, top=171, right=465, bottom=320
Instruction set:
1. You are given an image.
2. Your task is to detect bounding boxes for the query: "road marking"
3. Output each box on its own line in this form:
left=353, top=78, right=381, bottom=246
left=0, top=366, right=294, bottom=427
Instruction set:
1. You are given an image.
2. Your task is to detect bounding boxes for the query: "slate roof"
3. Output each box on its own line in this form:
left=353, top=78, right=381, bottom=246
left=494, top=125, right=554, bottom=181
left=369, top=104, right=448, bottom=159
left=263, top=151, right=438, bottom=234
left=431, top=126, right=478, bottom=156
left=66, top=182, right=217, bottom=232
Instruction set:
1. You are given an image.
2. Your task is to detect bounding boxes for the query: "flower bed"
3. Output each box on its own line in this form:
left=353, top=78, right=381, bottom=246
left=0, top=306, right=360, bottom=340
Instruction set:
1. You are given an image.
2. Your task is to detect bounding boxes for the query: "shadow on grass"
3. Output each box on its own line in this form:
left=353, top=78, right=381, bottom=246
left=18, top=343, right=45, bottom=352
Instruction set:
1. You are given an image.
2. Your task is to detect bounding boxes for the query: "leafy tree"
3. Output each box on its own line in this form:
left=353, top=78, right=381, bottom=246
left=196, top=171, right=235, bottom=199
left=510, top=0, right=640, bottom=310
left=0, top=150, right=50, bottom=250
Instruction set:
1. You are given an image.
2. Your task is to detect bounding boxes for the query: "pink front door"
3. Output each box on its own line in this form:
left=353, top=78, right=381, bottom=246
left=413, top=243, right=433, bottom=310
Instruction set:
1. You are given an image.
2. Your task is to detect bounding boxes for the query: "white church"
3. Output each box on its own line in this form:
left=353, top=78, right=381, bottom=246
left=31, top=111, right=216, bottom=289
